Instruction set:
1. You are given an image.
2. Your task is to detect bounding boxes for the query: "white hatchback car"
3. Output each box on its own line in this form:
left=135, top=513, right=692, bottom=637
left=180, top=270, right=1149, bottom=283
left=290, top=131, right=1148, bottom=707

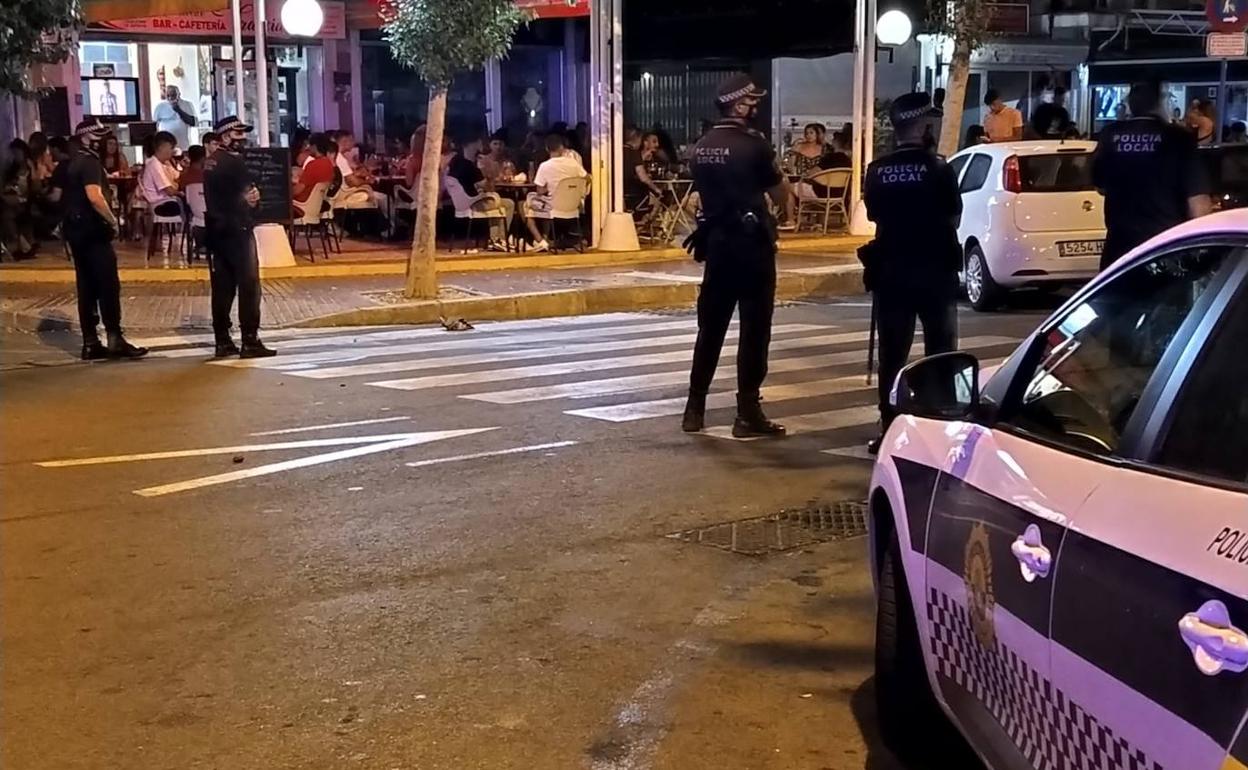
left=949, top=141, right=1106, bottom=311
left=867, top=208, right=1248, bottom=769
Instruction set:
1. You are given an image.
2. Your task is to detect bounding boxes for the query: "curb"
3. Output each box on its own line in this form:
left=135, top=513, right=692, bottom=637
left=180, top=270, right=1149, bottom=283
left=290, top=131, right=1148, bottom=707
left=292, top=266, right=865, bottom=328
left=0, top=235, right=867, bottom=285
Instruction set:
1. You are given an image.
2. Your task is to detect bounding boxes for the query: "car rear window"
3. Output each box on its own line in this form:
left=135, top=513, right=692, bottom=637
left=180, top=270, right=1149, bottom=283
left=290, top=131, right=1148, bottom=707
left=1018, top=153, right=1094, bottom=192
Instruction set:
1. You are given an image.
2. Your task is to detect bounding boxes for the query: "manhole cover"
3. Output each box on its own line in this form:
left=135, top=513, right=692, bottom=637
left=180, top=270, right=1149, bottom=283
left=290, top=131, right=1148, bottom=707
left=666, top=500, right=867, bottom=556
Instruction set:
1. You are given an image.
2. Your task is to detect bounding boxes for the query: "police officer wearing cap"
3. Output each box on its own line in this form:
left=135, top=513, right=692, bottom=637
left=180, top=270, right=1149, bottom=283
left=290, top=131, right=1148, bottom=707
left=204, top=115, right=275, bottom=358
left=63, top=118, right=148, bottom=361
left=1092, top=80, right=1212, bottom=273
left=680, top=73, right=786, bottom=438
left=862, top=92, right=962, bottom=454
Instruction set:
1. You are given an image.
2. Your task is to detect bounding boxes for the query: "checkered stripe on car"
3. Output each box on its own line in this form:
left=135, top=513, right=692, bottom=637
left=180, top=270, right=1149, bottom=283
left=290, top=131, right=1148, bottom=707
left=927, top=589, right=1165, bottom=770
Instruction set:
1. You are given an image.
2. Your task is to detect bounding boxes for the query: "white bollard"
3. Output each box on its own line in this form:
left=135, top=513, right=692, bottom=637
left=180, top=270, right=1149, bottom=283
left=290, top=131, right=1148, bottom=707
left=253, top=223, right=297, bottom=268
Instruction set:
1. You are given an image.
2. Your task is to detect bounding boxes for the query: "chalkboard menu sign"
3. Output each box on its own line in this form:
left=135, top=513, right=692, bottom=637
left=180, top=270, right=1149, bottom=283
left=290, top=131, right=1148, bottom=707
left=241, top=147, right=292, bottom=225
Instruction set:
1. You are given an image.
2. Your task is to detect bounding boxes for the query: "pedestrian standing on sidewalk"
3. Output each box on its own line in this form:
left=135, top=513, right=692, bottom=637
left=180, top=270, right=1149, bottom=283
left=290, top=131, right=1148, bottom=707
left=203, top=116, right=275, bottom=359
left=62, top=118, right=148, bottom=361
left=1092, top=80, right=1212, bottom=273
left=861, top=92, right=961, bottom=455
left=680, top=73, right=786, bottom=438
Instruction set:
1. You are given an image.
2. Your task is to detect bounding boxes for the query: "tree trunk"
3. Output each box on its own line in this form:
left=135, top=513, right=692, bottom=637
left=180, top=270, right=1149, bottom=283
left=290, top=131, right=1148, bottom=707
left=406, top=86, right=447, bottom=299
left=938, top=40, right=972, bottom=158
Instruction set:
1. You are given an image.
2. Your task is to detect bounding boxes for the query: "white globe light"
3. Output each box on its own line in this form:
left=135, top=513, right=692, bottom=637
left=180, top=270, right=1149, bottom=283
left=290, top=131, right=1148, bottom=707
left=281, top=0, right=324, bottom=37
left=877, top=9, right=913, bottom=47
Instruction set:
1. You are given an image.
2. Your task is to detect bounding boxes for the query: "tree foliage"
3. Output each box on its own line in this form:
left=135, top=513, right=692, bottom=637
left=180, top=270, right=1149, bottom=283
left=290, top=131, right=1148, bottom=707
left=0, top=0, right=83, bottom=98
left=925, top=0, right=991, bottom=53
left=382, top=0, right=530, bottom=89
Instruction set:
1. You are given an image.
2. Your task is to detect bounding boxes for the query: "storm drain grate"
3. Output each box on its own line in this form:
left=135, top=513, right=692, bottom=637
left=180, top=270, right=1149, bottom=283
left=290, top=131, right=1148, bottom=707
left=666, top=500, right=868, bottom=556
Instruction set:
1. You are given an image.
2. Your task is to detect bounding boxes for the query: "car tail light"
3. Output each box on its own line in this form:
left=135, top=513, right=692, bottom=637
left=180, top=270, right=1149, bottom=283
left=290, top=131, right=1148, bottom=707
left=1003, top=155, right=1022, bottom=193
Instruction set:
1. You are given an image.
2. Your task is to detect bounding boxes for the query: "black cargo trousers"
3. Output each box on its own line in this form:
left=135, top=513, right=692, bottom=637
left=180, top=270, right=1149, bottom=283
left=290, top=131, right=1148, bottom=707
left=207, top=225, right=261, bottom=342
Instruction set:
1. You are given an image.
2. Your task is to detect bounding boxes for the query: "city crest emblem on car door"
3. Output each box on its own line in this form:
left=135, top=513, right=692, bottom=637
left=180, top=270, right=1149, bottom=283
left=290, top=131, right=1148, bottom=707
left=964, top=522, right=996, bottom=648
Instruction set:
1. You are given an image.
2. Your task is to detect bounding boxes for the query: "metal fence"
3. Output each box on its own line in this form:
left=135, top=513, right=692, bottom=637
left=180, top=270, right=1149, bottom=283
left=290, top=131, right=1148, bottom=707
left=624, top=67, right=738, bottom=147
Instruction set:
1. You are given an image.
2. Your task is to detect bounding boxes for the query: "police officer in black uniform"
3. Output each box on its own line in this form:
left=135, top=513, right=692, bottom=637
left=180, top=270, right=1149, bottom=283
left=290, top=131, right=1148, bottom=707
left=681, top=74, right=786, bottom=438
left=204, top=116, right=275, bottom=358
left=862, top=92, right=961, bottom=454
left=63, top=118, right=148, bottom=361
left=1092, top=80, right=1212, bottom=272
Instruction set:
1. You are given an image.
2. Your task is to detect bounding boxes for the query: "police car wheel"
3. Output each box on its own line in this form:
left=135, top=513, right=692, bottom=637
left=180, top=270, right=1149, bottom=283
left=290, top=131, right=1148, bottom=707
left=964, top=245, right=1003, bottom=312
left=875, top=528, right=950, bottom=757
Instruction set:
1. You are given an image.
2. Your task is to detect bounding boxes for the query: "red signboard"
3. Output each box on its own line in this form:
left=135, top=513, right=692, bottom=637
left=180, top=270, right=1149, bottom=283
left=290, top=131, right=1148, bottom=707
left=1208, top=0, right=1248, bottom=33
left=516, top=0, right=589, bottom=18
left=91, top=0, right=347, bottom=39
left=985, top=2, right=1030, bottom=36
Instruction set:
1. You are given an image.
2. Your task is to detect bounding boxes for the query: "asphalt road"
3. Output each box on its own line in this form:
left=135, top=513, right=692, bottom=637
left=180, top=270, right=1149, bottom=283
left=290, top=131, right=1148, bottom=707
left=1, top=300, right=1049, bottom=770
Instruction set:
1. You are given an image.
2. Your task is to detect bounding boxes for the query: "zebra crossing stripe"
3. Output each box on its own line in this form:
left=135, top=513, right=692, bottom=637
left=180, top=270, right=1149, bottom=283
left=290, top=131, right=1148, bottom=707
left=566, top=349, right=1013, bottom=419
left=366, top=328, right=876, bottom=392
left=288, top=323, right=828, bottom=381
left=701, top=405, right=881, bottom=440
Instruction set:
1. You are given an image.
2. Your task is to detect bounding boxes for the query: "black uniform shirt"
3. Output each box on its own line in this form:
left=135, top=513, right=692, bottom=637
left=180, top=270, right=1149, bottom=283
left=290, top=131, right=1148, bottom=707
left=1092, top=116, right=1210, bottom=257
left=204, top=148, right=254, bottom=231
left=863, top=144, right=962, bottom=279
left=61, top=148, right=112, bottom=234
left=690, top=119, right=782, bottom=222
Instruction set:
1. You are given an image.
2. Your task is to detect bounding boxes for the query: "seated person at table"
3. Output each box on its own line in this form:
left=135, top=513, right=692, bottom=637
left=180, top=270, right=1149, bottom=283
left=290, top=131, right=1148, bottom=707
left=640, top=131, right=671, bottom=179
left=101, top=135, right=129, bottom=177
left=795, top=129, right=851, bottom=202
left=448, top=135, right=513, bottom=252
left=623, top=126, right=665, bottom=212
left=178, top=144, right=207, bottom=190
left=789, top=123, right=826, bottom=175
left=1, top=139, right=36, bottom=259
left=139, top=131, right=182, bottom=219
left=293, top=134, right=336, bottom=218
left=522, top=133, right=589, bottom=253
left=477, top=131, right=514, bottom=182
left=331, top=131, right=391, bottom=235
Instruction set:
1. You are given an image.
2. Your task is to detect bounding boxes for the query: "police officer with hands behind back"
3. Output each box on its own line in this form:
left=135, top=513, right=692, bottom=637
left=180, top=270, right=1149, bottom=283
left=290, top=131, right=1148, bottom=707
left=1092, top=79, right=1212, bottom=273
left=63, top=118, right=148, bottom=361
left=681, top=73, right=786, bottom=438
left=862, top=92, right=962, bottom=455
left=204, top=115, right=275, bottom=359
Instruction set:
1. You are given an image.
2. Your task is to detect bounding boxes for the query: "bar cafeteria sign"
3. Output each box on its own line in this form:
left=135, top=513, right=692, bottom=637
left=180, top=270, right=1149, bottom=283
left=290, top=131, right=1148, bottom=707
left=91, top=0, right=346, bottom=39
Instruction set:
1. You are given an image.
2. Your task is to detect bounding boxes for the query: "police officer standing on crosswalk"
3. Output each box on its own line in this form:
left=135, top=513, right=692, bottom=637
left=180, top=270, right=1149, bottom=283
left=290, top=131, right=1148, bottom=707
left=1092, top=80, right=1212, bottom=272
left=862, top=92, right=962, bottom=454
left=681, top=74, right=786, bottom=438
left=63, top=118, right=148, bottom=361
left=204, top=115, right=275, bottom=359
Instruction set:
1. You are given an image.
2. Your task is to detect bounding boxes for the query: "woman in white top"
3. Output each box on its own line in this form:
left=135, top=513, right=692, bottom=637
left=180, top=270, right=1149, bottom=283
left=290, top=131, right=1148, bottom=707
left=139, top=131, right=181, bottom=217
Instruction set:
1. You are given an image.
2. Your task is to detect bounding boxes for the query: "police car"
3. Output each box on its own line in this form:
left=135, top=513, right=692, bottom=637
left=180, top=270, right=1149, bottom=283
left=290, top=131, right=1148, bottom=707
left=949, top=141, right=1105, bottom=311
left=867, top=207, right=1248, bottom=769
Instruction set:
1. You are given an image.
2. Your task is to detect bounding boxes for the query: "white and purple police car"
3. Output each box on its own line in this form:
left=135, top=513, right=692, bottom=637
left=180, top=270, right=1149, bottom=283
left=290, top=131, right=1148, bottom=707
left=867, top=208, right=1248, bottom=769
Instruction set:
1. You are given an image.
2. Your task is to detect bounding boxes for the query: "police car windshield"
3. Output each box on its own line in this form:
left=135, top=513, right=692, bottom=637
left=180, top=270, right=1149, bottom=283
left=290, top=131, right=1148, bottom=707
left=1018, top=153, right=1094, bottom=193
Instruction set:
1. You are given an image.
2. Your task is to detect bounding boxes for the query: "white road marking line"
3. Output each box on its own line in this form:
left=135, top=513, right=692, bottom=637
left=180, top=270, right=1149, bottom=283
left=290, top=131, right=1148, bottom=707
left=404, top=440, right=578, bottom=468
left=249, top=416, right=413, bottom=436
left=783, top=265, right=859, bottom=276
left=615, top=270, right=704, bottom=283
left=702, top=405, right=880, bottom=440
left=821, top=445, right=876, bottom=461
left=133, top=428, right=496, bottom=497
left=133, top=326, right=388, bottom=350
left=367, top=326, right=846, bottom=392
left=564, top=351, right=1009, bottom=421
left=36, top=432, right=432, bottom=467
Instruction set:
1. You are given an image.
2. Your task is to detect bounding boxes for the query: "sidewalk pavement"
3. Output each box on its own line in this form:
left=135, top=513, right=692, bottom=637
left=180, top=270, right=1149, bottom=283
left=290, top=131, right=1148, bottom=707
left=1, top=249, right=866, bottom=333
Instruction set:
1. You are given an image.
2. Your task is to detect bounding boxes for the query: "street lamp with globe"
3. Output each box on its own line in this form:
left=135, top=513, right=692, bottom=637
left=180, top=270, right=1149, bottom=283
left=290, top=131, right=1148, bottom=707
left=876, top=9, right=913, bottom=47
left=281, top=0, right=324, bottom=37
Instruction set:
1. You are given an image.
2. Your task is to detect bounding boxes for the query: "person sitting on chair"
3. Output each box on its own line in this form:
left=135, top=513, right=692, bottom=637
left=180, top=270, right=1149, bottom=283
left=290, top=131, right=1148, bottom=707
left=522, top=133, right=588, bottom=253
left=448, top=134, right=513, bottom=252
left=138, top=130, right=182, bottom=259
left=293, top=134, right=335, bottom=219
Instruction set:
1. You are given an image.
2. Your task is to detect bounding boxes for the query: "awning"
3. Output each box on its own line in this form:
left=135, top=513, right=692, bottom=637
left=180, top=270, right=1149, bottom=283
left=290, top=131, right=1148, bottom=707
left=83, top=0, right=227, bottom=22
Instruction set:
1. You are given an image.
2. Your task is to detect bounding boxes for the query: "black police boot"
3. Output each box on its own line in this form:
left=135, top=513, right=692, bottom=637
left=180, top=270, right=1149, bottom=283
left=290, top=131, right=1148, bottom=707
left=105, top=331, right=149, bottom=360
left=240, top=336, right=277, bottom=359
left=214, top=337, right=241, bottom=358
left=732, top=395, right=786, bottom=438
left=682, top=392, right=707, bottom=433
left=81, top=339, right=110, bottom=361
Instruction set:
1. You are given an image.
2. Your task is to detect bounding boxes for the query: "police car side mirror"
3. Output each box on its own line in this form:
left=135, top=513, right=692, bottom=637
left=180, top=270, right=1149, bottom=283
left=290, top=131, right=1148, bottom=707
left=891, top=352, right=980, bottom=421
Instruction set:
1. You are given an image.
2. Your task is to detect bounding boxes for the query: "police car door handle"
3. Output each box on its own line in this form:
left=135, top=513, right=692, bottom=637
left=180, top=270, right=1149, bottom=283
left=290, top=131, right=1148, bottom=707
left=1179, top=600, right=1248, bottom=676
left=1010, top=524, right=1051, bottom=583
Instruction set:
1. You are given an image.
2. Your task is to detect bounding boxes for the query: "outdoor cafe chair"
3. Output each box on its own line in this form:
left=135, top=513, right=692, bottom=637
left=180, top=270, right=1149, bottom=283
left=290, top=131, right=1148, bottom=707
left=290, top=182, right=333, bottom=262
left=444, top=175, right=509, bottom=254
left=796, top=167, right=851, bottom=234
left=529, top=176, right=589, bottom=253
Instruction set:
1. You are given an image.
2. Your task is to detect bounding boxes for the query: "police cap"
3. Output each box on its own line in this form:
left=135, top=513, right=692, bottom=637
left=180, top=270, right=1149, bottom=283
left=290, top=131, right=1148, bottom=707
left=716, top=74, right=767, bottom=107
left=74, top=117, right=112, bottom=140
left=889, top=92, right=941, bottom=130
left=213, top=115, right=254, bottom=134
